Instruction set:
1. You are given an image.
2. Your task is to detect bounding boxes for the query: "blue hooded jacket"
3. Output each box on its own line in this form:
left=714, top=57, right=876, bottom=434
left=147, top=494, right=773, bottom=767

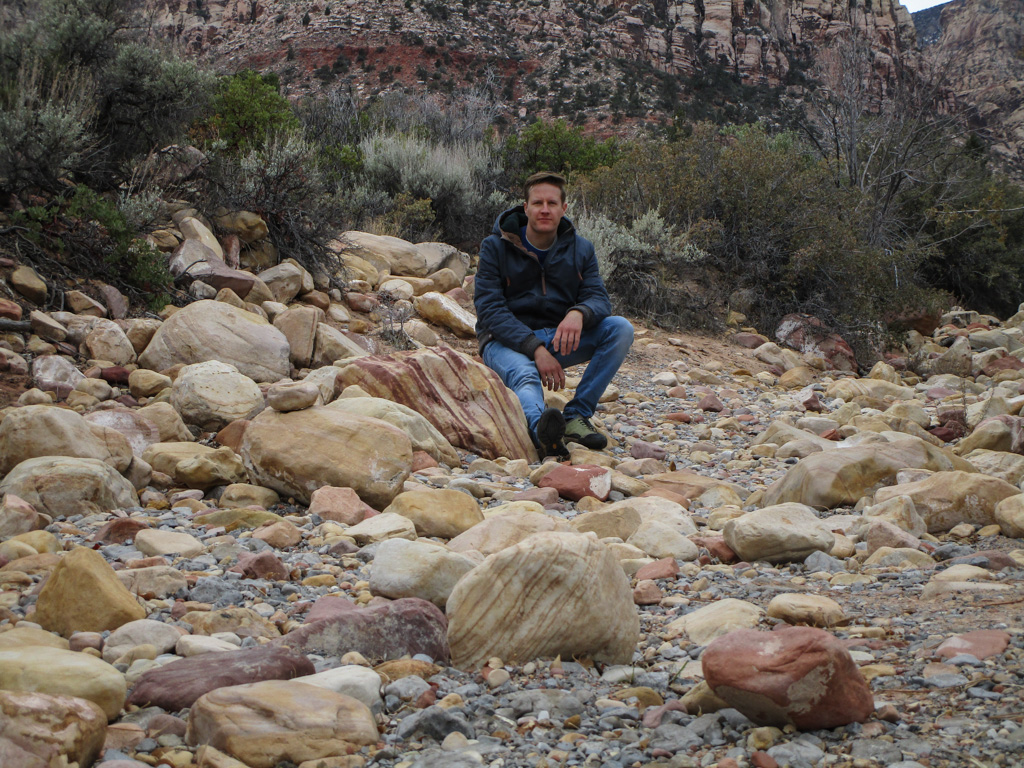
left=474, top=205, right=612, bottom=357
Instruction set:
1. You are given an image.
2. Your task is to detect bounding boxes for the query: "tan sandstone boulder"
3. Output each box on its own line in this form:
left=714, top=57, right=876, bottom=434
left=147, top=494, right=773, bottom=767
left=239, top=407, right=412, bottom=508
left=0, top=404, right=133, bottom=475
left=171, top=360, right=265, bottom=431
left=138, top=300, right=290, bottom=382
left=328, top=396, right=459, bottom=467
left=873, top=470, right=1020, bottom=533
left=447, top=532, right=639, bottom=669
left=0, top=457, right=138, bottom=518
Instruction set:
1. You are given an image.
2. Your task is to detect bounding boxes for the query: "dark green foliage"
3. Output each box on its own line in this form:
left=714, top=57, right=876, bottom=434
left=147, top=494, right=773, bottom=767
left=502, top=119, right=619, bottom=189
left=5, top=186, right=174, bottom=309
left=207, top=70, right=300, bottom=153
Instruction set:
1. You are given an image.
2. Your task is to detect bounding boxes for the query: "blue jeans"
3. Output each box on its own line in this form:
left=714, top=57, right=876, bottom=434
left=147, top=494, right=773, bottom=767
left=482, top=316, right=634, bottom=434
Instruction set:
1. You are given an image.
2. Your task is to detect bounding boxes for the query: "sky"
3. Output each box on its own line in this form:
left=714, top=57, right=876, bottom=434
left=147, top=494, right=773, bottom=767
left=900, top=0, right=949, bottom=12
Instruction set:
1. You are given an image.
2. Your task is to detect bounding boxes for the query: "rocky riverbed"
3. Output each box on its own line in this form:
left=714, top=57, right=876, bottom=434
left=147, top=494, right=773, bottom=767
left=0, top=223, right=1022, bottom=768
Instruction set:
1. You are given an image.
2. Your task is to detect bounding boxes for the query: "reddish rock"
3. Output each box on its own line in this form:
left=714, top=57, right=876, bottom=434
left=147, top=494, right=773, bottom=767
left=632, top=580, right=663, bottom=605
left=126, top=556, right=168, bottom=569
left=510, top=487, right=559, bottom=507
left=801, top=391, right=823, bottom=412
left=300, top=290, right=331, bottom=311
left=308, top=486, right=377, bottom=525
left=127, top=644, right=314, bottom=711
left=983, top=356, right=1024, bottom=376
left=346, top=292, right=378, bottom=313
left=934, top=630, right=1010, bottom=661
left=537, top=464, right=612, bottom=502
left=751, top=753, right=780, bottom=768
left=304, top=595, right=360, bottom=624
left=691, top=536, right=739, bottom=564
left=411, top=451, right=439, bottom=471
left=697, top=393, right=724, bottom=412
left=280, top=597, right=450, bottom=663
left=97, top=367, right=131, bottom=386
left=666, top=386, right=687, bottom=398
left=635, top=557, right=679, bottom=581
left=91, top=518, right=150, bottom=544
left=865, top=519, right=920, bottom=555
left=927, top=425, right=960, bottom=442
left=631, top=440, right=667, bottom=460
left=641, top=699, right=689, bottom=728
left=147, top=713, right=188, bottom=737
left=222, top=234, right=241, bottom=269
left=776, top=313, right=857, bottom=372
left=703, top=627, right=874, bottom=730
left=732, top=332, right=766, bottom=349
left=717, top=760, right=740, bottom=768
left=0, top=299, right=22, bottom=320
left=214, top=419, right=250, bottom=452
left=230, top=550, right=290, bottom=581
left=641, top=488, right=692, bottom=508
left=445, top=287, right=472, bottom=305
left=665, top=411, right=691, bottom=423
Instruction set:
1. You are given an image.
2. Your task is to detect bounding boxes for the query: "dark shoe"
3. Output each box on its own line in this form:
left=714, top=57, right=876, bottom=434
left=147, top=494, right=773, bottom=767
left=564, top=416, right=608, bottom=450
left=534, top=407, right=567, bottom=457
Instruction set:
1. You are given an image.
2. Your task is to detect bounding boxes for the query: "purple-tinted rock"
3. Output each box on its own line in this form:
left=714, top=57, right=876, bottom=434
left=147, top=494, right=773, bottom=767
left=230, top=550, right=290, bottom=581
left=304, top=595, right=360, bottom=624
left=91, top=518, right=150, bottom=544
left=631, top=440, right=667, bottom=461
left=280, top=597, right=449, bottom=663
left=126, top=644, right=313, bottom=711
left=945, top=550, right=1020, bottom=571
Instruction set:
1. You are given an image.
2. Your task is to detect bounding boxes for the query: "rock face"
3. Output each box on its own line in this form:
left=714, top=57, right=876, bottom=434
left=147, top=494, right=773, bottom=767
left=239, top=406, right=413, bottom=508
left=127, top=645, right=315, bottom=711
left=185, top=680, right=378, bottom=768
left=446, top=532, right=639, bottom=670
left=138, top=300, right=290, bottom=382
left=703, top=627, right=874, bottom=730
left=0, top=689, right=107, bottom=768
left=335, top=347, right=537, bottom=461
left=33, top=547, right=147, bottom=637
left=368, top=538, right=477, bottom=608
left=328, top=396, right=460, bottom=466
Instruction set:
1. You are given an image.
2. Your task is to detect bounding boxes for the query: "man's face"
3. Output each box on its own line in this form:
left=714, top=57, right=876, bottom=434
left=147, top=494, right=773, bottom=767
left=524, top=183, right=567, bottom=239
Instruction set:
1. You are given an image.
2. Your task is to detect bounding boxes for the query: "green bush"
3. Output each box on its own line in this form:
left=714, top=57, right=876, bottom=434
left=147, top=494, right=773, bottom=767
left=206, top=70, right=299, bottom=153
left=502, top=118, right=619, bottom=189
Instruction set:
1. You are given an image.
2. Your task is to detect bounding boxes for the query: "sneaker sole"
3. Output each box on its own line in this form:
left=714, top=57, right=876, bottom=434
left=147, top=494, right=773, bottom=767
left=566, top=432, right=608, bottom=450
left=535, top=408, right=566, bottom=456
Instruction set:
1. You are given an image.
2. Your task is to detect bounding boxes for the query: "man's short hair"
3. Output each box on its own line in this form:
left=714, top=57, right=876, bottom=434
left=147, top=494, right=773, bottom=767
left=524, top=171, right=567, bottom=203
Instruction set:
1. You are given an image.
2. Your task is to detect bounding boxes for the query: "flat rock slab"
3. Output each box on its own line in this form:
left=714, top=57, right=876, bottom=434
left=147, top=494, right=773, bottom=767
left=127, top=644, right=314, bottom=711
left=278, top=597, right=450, bottom=663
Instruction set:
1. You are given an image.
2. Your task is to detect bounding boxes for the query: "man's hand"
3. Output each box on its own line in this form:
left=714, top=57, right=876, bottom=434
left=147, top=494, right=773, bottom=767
left=534, top=347, right=565, bottom=391
left=552, top=310, right=584, bottom=356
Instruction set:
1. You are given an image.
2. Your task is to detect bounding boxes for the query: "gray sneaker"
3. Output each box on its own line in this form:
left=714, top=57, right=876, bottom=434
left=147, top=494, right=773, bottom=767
left=564, top=416, right=607, bottom=450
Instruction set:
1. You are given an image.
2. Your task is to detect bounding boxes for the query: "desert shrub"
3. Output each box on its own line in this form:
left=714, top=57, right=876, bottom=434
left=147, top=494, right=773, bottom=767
left=205, top=70, right=299, bottom=153
left=0, top=0, right=211, bottom=195
left=359, top=130, right=504, bottom=245
left=4, top=185, right=174, bottom=308
left=202, top=134, right=347, bottom=285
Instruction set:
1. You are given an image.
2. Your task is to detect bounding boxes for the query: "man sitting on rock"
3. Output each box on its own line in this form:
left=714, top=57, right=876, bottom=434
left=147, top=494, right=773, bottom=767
left=474, top=171, right=634, bottom=457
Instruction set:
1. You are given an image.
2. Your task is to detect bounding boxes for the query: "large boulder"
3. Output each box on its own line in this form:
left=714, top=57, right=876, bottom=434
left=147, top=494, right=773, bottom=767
left=702, top=627, right=874, bottom=730
left=33, top=547, right=146, bottom=637
left=83, top=410, right=160, bottom=458
left=413, top=292, right=476, bottom=337
left=447, top=509, right=572, bottom=555
left=723, top=504, right=835, bottom=563
left=335, top=347, right=537, bottom=461
left=171, top=360, right=265, bottom=431
left=83, top=318, right=136, bottom=366
left=0, top=405, right=133, bottom=475
left=383, top=489, right=483, bottom=538
left=0, top=457, right=138, bottom=518
left=368, top=538, right=477, bottom=608
left=873, top=470, right=1020, bottom=533
left=240, top=406, right=412, bottom=508
left=138, top=300, right=290, bottom=382
left=336, top=231, right=429, bottom=276
left=127, top=645, right=314, bottom=711
left=329, top=396, right=460, bottom=466
left=0, top=689, right=107, bottom=768
left=0, top=647, right=126, bottom=720
left=760, top=436, right=975, bottom=509
left=185, top=680, right=378, bottom=768
left=665, top=598, right=764, bottom=646
left=446, top=532, right=639, bottom=669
